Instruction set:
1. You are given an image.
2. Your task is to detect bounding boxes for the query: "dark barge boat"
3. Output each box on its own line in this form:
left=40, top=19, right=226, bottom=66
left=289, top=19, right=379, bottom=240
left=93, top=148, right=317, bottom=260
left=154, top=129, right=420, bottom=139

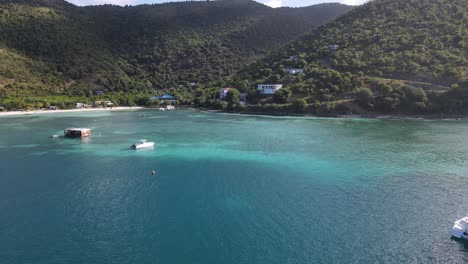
left=64, top=128, right=92, bottom=138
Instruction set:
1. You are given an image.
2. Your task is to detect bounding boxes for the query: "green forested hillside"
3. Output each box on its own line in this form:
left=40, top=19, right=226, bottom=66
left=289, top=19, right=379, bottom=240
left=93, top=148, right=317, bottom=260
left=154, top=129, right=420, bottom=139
left=235, top=0, right=467, bottom=114
left=0, top=0, right=351, bottom=96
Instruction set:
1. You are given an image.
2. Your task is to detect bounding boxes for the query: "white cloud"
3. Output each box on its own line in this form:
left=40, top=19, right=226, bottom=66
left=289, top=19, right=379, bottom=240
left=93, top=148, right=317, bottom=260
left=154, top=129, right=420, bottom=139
left=342, top=0, right=366, bottom=5
left=264, top=0, right=282, bottom=8
left=66, top=0, right=138, bottom=6
left=277, top=0, right=369, bottom=7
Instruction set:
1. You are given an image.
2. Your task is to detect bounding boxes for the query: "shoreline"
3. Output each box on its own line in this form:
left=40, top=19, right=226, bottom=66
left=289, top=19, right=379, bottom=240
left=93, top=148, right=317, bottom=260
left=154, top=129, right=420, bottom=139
left=199, top=109, right=467, bottom=121
left=190, top=106, right=466, bottom=120
left=0, top=106, right=466, bottom=120
left=0, top=106, right=144, bottom=116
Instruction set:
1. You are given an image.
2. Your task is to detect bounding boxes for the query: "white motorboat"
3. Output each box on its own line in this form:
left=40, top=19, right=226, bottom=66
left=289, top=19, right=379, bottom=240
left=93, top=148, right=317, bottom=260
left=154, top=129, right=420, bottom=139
left=451, top=215, right=468, bottom=240
left=131, top=139, right=155, bottom=149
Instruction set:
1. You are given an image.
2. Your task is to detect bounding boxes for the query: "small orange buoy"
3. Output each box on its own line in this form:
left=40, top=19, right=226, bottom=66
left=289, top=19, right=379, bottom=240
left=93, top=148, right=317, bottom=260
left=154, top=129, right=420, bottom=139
left=151, top=170, right=156, bottom=176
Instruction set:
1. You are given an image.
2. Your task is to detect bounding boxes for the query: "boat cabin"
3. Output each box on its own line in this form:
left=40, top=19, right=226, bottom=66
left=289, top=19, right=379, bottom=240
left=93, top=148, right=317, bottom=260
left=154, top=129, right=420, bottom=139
left=64, top=128, right=92, bottom=138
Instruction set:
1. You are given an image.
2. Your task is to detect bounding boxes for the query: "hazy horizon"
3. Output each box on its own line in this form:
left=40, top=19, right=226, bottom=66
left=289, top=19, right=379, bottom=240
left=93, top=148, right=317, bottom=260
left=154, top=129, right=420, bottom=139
left=65, top=0, right=369, bottom=8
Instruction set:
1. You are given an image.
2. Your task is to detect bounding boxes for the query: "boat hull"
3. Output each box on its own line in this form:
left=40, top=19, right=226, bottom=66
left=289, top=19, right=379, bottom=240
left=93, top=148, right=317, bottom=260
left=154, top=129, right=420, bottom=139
left=131, top=142, right=154, bottom=149
left=451, top=227, right=468, bottom=240
left=451, top=217, right=468, bottom=240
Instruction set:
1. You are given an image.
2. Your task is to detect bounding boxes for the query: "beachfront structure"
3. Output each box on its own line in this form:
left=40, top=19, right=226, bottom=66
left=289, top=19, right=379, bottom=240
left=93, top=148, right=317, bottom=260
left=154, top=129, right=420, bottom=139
left=258, top=84, right=283, bottom=95
left=64, top=128, right=91, bottom=138
left=286, top=68, right=304, bottom=74
left=94, top=101, right=113, bottom=107
left=76, top=103, right=91, bottom=109
left=150, top=94, right=175, bottom=100
left=151, top=94, right=177, bottom=104
left=159, top=105, right=175, bottom=111
left=159, top=94, right=175, bottom=100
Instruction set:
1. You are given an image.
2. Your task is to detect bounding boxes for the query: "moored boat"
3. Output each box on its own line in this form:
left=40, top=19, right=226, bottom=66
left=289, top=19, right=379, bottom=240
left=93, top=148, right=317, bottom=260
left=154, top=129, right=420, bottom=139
left=131, top=139, right=155, bottom=149
left=64, top=128, right=91, bottom=138
left=451, top=215, right=468, bottom=240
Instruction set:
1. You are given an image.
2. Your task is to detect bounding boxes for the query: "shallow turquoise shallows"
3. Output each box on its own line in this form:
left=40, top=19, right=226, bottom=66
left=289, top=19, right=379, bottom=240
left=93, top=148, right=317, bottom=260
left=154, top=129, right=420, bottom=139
left=0, top=110, right=467, bottom=264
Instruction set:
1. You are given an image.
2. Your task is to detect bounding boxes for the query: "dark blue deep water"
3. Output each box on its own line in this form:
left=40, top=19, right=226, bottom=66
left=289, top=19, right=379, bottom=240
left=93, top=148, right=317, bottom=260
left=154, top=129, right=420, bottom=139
left=0, top=110, right=467, bottom=263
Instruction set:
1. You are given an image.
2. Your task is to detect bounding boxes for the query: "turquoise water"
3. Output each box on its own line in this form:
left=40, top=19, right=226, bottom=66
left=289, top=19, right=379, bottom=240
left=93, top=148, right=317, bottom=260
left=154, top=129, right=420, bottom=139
left=0, top=110, right=467, bottom=263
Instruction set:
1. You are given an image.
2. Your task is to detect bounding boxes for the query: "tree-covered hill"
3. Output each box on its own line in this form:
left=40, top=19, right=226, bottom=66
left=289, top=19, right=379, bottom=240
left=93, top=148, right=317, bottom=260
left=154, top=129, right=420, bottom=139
left=235, top=0, right=467, bottom=114
left=0, top=0, right=352, bottom=96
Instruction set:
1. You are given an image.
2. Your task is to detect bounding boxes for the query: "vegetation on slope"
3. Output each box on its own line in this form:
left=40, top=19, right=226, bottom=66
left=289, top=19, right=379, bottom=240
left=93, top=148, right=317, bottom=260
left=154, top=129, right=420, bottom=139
left=0, top=0, right=351, bottom=96
left=233, top=0, right=467, bottom=115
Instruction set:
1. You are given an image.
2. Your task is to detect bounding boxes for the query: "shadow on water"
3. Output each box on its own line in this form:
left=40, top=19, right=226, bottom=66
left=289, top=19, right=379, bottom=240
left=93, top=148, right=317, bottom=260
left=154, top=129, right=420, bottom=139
left=120, top=147, right=155, bottom=152
left=451, top=237, right=468, bottom=252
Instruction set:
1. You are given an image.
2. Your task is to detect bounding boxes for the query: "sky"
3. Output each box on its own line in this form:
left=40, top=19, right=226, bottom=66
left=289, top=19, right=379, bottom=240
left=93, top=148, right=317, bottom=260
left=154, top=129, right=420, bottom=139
left=65, top=0, right=369, bottom=8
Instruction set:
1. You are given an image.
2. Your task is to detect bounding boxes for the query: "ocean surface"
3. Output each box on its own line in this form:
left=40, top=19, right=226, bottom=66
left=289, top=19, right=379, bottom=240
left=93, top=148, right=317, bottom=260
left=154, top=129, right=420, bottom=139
left=0, top=109, right=467, bottom=264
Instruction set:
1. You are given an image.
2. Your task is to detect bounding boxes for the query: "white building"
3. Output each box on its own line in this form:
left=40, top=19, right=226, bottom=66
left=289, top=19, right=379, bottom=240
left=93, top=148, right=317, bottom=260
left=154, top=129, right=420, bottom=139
left=219, top=88, right=233, bottom=99
left=258, top=84, right=283, bottom=95
left=328, top=44, right=339, bottom=51
left=76, top=103, right=91, bottom=109
left=94, top=101, right=113, bottom=107
left=286, top=68, right=304, bottom=74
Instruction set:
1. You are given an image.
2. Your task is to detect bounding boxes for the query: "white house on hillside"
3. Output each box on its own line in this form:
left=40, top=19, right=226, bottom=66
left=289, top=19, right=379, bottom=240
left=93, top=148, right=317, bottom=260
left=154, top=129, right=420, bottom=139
left=258, top=84, right=283, bottom=95
left=286, top=68, right=304, bottom=74
left=328, top=44, right=339, bottom=52
left=219, top=88, right=233, bottom=99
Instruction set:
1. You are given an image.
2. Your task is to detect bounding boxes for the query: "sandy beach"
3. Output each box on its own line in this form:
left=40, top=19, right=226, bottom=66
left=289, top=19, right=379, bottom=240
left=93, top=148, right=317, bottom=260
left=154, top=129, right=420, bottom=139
left=0, top=106, right=144, bottom=116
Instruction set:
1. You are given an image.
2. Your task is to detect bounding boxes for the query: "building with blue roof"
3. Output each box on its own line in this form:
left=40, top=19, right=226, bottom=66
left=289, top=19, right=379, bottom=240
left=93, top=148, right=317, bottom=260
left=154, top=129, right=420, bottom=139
left=150, top=94, right=177, bottom=104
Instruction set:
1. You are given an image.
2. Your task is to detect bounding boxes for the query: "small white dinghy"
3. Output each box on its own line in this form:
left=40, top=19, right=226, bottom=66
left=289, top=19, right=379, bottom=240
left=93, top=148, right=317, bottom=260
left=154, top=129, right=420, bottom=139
left=451, top=215, right=468, bottom=240
left=131, top=139, right=155, bottom=149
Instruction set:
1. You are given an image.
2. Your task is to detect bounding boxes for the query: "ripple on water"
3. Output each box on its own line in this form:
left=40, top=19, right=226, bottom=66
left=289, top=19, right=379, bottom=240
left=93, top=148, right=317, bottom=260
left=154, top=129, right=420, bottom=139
left=1, top=110, right=468, bottom=264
